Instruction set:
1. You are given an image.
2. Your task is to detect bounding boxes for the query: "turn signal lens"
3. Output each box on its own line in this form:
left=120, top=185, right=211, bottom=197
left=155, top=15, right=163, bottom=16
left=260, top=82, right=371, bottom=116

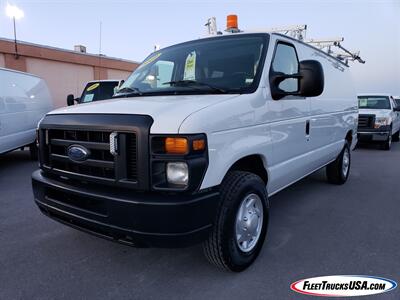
left=193, top=139, right=205, bottom=151
left=165, top=137, right=188, bottom=154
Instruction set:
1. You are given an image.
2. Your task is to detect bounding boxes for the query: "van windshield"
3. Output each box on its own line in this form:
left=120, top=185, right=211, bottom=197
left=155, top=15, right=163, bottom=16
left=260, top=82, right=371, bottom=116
left=116, top=34, right=268, bottom=97
left=80, top=81, right=119, bottom=103
left=358, top=96, right=391, bottom=110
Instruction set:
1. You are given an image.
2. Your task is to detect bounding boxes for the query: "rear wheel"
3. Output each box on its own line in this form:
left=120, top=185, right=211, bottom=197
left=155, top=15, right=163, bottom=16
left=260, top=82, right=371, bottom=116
left=203, top=171, right=268, bottom=272
left=326, top=141, right=351, bottom=185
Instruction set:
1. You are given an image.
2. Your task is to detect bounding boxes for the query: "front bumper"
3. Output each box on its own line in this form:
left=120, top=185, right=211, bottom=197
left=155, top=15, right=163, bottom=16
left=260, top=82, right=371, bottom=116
left=32, top=170, right=220, bottom=248
left=357, top=125, right=390, bottom=142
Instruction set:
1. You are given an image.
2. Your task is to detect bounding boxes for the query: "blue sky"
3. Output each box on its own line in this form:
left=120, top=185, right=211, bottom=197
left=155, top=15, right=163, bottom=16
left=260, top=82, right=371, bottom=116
left=0, top=0, right=399, bottom=95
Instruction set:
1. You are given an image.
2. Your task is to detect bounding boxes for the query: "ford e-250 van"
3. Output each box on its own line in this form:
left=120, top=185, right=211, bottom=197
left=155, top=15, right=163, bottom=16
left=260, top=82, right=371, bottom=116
left=0, top=68, right=53, bottom=158
left=32, top=32, right=358, bottom=271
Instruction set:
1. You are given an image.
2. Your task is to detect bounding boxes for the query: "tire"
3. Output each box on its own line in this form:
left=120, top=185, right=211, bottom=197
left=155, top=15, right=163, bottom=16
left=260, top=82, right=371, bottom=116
left=326, top=141, right=351, bottom=185
left=392, top=130, right=399, bottom=142
left=29, top=143, right=38, bottom=160
left=381, top=128, right=392, bottom=150
left=203, top=171, right=269, bottom=272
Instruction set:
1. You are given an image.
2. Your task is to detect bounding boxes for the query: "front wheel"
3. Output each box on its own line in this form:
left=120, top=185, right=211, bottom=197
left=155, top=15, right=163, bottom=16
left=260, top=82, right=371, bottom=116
left=29, top=143, right=38, bottom=160
left=381, top=130, right=392, bottom=150
left=326, top=141, right=351, bottom=185
left=392, top=130, right=399, bottom=142
left=203, top=171, right=269, bottom=272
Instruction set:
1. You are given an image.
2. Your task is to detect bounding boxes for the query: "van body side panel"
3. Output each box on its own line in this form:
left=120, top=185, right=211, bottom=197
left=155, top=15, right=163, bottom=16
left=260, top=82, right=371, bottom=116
left=0, top=68, right=53, bottom=154
left=178, top=90, right=274, bottom=190
left=296, top=42, right=358, bottom=172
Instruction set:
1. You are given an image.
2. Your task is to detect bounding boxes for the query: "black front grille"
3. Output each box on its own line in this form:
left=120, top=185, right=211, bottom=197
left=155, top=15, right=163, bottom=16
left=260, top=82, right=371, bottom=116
left=358, top=114, right=375, bottom=129
left=38, top=114, right=153, bottom=190
left=41, top=128, right=138, bottom=184
left=126, top=133, right=138, bottom=180
left=46, top=129, right=116, bottom=179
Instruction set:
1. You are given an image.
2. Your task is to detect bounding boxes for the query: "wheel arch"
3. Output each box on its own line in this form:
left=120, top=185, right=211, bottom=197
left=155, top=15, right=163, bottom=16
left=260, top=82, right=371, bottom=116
left=224, top=154, right=269, bottom=185
left=345, top=130, right=353, bottom=144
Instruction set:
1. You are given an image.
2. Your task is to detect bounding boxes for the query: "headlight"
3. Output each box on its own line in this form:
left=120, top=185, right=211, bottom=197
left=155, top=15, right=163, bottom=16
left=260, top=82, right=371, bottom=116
left=375, top=117, right=389, bottom=128
left=166, top=162, right=188, bottom=186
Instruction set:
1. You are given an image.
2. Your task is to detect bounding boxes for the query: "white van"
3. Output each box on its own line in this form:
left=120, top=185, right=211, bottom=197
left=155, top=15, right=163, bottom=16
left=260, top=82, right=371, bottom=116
left=32, top=31, right=357, bottom=271
left=0, top=68, right=53, bottom=158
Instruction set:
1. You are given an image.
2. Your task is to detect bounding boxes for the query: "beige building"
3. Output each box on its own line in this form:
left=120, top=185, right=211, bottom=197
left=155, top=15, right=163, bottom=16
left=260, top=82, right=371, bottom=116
left=0, top=38, right=139, bottom=108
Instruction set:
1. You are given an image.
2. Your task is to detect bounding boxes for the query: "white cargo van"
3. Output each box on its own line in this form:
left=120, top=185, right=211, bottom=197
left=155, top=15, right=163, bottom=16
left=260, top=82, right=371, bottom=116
left=32, top=30, right=358, bottom=271
left=0, top=68, right=53, bottom=158
left=357, top=94, right=400, bottom=150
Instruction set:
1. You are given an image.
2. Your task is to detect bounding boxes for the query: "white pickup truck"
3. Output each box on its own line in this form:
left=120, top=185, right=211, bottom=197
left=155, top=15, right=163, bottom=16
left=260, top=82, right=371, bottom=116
left=357, top=94, right=400, bottom=150
left=32, top=30, right=358, bottom=271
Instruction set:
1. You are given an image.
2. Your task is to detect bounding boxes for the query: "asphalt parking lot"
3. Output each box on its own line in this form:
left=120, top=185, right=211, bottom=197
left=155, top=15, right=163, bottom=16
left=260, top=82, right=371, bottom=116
left=1, top=143, right=399, bottom=300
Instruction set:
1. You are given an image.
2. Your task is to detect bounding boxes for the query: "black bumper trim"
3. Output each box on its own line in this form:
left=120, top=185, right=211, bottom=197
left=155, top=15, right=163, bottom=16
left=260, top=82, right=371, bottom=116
left=32, top=170, right=220, bottom=247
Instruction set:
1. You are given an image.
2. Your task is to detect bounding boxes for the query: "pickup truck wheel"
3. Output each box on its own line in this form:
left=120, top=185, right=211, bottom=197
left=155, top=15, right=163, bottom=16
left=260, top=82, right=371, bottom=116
left=326, top=141, right=350, bottom=185
left=203, top=171, right=268, bottom=272
left=392, top=130, right=399, bottom=142
left=381, top=130, right=392, bottom=150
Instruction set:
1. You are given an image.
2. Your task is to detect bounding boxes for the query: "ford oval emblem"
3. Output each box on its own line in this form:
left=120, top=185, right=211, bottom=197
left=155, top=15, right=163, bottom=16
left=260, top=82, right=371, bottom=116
left=67, top=145, right=90, bottom=162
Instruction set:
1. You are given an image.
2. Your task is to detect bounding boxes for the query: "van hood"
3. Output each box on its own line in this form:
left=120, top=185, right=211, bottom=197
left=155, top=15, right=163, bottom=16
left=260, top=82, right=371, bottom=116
left=48, top=94, right=240, bottom=133
left=358, top=108, right=391, bottom=118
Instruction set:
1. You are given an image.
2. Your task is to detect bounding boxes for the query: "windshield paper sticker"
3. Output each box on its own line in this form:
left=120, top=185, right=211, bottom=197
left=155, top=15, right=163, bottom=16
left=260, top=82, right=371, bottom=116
left=359, top=98, right=367, bottom=107
left=86, top=83, right=99, bottom=92
left=138, top=52, right=162, bottom=69
left=82, top=94, right=94, bottom=103
left=183, top=51, right=196, bottom=80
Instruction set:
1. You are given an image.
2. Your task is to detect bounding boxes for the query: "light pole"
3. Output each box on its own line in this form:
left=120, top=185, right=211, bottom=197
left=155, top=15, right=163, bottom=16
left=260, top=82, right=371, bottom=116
left=6, top=4, right=24, bottom=59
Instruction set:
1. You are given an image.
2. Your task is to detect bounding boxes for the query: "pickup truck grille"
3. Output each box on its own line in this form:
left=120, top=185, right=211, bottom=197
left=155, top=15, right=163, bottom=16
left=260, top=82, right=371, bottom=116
left=358, top=114, right=375, bottom=129
left=38, top=114, right=152, bottom=190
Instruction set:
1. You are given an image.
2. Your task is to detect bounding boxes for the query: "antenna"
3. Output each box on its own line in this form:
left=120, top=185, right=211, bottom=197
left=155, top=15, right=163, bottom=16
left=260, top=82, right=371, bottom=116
left=98, top=21, right=102, bottom=80
left=99, top=21, right=102, bottom=56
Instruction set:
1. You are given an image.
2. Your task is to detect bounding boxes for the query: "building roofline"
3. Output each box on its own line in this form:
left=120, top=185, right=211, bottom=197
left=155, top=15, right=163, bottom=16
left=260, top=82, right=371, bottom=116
left=0, top=37, right=140, bottom=64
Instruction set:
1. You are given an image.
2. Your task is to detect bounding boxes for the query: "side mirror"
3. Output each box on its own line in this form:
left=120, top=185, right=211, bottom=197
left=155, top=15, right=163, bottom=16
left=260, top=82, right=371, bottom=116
left=67, top=94, right=75, bottom=106
left=393, top=106, right=400, bottom=112
left=298, top=60, right=324, bottom=97
left=269, top=59, right=324, bottom=100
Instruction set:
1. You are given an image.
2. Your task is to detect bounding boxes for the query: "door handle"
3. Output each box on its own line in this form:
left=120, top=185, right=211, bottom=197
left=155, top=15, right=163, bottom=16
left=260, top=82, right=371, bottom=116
left=305, top=120, right=310, bottom=136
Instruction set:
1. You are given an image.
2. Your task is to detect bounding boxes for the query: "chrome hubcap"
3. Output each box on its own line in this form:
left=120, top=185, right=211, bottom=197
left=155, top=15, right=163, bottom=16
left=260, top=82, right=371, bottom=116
left=235, top=193, right=264, bottom=253
left=342, top=148, right=350, bottom=177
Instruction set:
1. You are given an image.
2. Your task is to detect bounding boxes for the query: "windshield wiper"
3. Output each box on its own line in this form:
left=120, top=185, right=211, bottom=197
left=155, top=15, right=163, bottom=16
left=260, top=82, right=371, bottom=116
left=163, top=80, right=227, bottom=93
left=112, top=87, right=143, bottom=98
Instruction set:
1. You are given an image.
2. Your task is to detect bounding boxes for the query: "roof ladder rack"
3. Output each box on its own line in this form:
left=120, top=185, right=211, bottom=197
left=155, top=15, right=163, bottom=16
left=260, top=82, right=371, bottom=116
left=306, top=37, right=365, bottom=65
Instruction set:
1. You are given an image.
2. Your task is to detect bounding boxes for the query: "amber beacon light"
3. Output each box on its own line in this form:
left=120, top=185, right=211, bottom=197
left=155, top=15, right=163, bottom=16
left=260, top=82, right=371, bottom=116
left=226, top=14, right=240, bottom=32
